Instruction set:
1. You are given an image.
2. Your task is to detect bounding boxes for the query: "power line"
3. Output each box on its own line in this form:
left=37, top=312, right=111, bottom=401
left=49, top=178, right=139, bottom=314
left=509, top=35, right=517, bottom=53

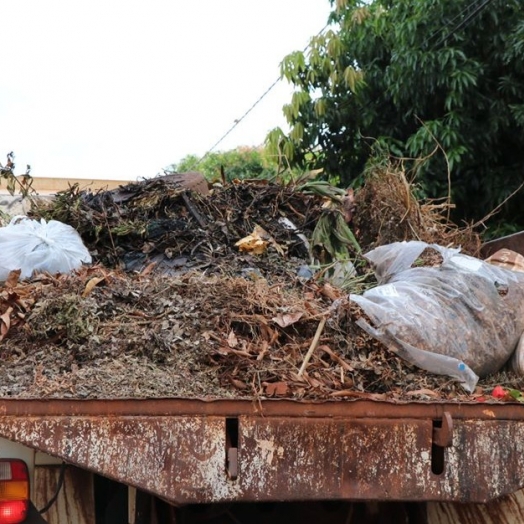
left=186, top=23, right=331, bottom=170
left=199, top=76, right=282, bottom=161
left=422, top=0, right=494, bottom=50
left=185, top=0, right=496, bottom=172
left=429, top=0, right=495, bottom=50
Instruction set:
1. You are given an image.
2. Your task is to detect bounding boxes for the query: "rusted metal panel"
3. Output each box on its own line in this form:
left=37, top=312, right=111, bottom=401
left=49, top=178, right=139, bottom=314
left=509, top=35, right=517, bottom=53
left=33, top=466, right=95, bottom=524
left=0, top=412, right=520, bottom=504
left=481, top=230, right=524, bottom=258
left=239, top=417, right=434, bottom=502
left=238, top=417, right=524, bottom=503
left=0, top=400, right=520, bottom=504
left=0, top=416, right=232, bottom=505
left=438, top=420, right=524, bottom=502
left=0, top=397, right=521, bottom=419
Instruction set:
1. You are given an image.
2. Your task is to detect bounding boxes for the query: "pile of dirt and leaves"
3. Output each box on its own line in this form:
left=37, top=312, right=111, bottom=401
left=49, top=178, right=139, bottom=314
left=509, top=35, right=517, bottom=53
left=30, top=166, right=480, bottom=280
left=0, top=164, right=516, bottom=401
left=32, top=176, right=353, bottom=280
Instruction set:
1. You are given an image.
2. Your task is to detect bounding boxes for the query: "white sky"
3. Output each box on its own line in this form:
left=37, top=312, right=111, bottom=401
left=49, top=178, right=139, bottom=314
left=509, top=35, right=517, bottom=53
left=1, top=1, right=332, bottom=180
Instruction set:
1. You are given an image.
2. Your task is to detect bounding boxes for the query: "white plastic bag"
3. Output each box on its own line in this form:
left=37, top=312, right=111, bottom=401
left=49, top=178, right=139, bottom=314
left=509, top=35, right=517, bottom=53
left=0, top=216, right=92, bottom=280
left=349, top=241, right=524, bottom=392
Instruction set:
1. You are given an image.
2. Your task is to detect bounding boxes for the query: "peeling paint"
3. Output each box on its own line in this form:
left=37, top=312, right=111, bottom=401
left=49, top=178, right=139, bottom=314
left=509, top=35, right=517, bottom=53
left=0, top=405, right=519, bottom=504
left=255, top=438, right=277, bottom=466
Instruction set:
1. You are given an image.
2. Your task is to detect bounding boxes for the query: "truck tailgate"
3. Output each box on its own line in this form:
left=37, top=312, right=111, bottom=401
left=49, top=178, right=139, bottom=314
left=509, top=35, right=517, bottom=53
left=0, top=398, right=519, bottom=505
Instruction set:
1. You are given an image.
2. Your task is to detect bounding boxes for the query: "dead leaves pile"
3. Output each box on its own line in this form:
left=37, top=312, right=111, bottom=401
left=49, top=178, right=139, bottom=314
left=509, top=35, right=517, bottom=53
left=0, top=265, right=483, bottom=400
left=0, top=166, right=487, bottom=400
left=0, top=270, right=35, bottom=342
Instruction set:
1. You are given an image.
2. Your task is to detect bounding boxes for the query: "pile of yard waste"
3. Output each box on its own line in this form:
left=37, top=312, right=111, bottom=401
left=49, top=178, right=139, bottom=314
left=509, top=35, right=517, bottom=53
left=0, top=165, right=520, bottom=401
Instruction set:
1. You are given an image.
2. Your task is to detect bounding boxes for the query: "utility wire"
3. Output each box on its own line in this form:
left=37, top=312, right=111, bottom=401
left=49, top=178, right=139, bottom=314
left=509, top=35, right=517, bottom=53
left=185, top=0, right=495, bottom=172
left=39, top=463, right=67, bottom=514
left=429, top=0, right=495, bottom=50
left=199, top=76, right=282, bottom=162
left=422, top=0, right=494, bottom=50
left=185, top=23, right=331, bottom=170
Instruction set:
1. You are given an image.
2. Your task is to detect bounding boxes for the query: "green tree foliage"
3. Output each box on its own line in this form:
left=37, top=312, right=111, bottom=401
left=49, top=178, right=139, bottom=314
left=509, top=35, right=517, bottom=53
left=171, top=147, right=277, bottom=182
left=267, top=0, right=524, bottom=228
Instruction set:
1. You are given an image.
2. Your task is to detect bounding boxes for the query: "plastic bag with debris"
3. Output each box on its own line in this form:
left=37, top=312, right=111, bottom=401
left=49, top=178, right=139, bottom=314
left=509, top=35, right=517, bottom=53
left=349, top=241, right=524, bottom=392
left=0, top=216, right=92, bottom=280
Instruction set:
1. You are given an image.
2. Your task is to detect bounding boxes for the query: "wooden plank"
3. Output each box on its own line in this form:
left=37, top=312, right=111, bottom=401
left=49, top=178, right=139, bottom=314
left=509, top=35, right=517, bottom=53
left=428, top=488, right=524, bottom=524
left=33, top=466, right=95, bottom=524
left=9, top=177, right=132, bottom=194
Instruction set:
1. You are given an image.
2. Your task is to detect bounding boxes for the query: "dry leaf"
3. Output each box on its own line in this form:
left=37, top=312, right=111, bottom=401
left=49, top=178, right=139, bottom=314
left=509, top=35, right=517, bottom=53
left=5, top=270, right=21, bottom=288
left=0, top=306, right=13, bottom=341
left=141, top=242, right=156, bottom=254
left=318, top=345, right=354, bottom=371
left=235, top=224, right=285, bottom=255
left=235, top=227, right=268, bottom=254
left=227, top=330, right=238, bottom=348
left=405, top=389, right=441, bottom=398
left=140, top=262, right=157, bottom=276
left=342, top=188, right=356, bottom=223
left=272, top=311, right=304, bottom=328
left=330, top=390, right=387, bottom=401
left=82, top=276, right=106, bottom=298
left=257, top=340, right=269, bottom=361
left=230, top=378, right=248, bottom=390
left=264, top=381, right=289, bottom=396
left=319, top=283, right=343, bottom=301
left=13, top=293, right=34, bottom=311
left=258, top=324, right=279, bottom=346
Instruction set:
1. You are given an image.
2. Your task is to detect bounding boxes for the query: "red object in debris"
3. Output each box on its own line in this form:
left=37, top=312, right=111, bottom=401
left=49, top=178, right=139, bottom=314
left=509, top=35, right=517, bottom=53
left=491, top=385, right=507, bottom=399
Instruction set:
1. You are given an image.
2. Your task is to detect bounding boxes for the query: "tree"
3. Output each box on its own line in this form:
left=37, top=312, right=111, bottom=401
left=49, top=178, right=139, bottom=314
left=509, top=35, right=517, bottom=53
left=170, top=147, right=278, bottom=182
left=267, top=0, right=524, bottom=230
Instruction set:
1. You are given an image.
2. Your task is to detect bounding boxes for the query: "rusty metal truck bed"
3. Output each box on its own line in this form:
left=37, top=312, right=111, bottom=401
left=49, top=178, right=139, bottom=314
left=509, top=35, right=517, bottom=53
left=0, top=398, right=520, bottom=505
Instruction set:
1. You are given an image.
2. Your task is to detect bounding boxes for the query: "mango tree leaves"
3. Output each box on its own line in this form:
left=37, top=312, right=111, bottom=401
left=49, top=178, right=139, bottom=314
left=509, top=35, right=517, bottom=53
left=267, top=0, right=524, bottom=231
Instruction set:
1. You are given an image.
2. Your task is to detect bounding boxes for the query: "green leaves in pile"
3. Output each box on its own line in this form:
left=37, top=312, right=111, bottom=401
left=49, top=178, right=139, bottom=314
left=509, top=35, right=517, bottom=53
left=311, top=210, right=361, bottom=262
left=297, top=178, right=361, bottom=261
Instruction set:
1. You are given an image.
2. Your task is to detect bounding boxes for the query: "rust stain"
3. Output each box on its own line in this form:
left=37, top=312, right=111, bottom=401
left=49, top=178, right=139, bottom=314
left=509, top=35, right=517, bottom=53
left=0, top=398, right=519, bottom=419
left=0, top=400, right=518, bottom=505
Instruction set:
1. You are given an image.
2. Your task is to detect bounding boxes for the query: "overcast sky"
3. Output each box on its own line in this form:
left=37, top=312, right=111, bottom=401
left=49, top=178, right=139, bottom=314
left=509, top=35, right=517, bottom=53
left=1, top=1, right=332, bottom=180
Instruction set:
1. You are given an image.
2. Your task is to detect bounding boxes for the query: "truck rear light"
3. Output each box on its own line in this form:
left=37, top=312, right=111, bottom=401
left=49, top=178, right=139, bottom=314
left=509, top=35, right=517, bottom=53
left=0, top=460, right=29, bottom=524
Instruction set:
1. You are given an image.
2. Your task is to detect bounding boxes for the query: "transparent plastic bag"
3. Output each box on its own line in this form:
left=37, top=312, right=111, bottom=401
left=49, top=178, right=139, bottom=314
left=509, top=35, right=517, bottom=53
left=350, top=241, right=524, bottom=391
left=0, top=216, right=92, bottom=280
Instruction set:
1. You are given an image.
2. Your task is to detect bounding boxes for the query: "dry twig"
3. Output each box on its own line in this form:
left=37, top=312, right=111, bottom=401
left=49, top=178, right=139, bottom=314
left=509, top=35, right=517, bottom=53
left=298, top=315, right=328, bottom=376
